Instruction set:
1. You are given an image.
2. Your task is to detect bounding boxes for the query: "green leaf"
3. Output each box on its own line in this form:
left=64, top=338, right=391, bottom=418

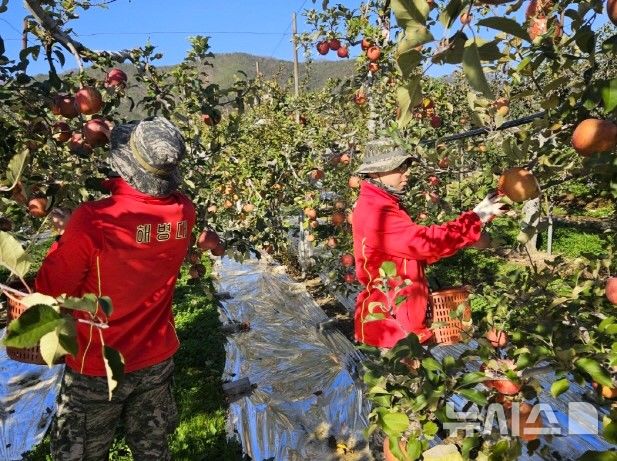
left=439, top=0, right=463, bottom=29
left=61, top=293, right=99, bottom=314
left=406, top=437, right=423, bottom=460
left=477, top=40, right=503, bottom=62
left=577, top=451, right=617, bottom=461
left=0, top=231, right=32, bottom=278
left=600, top=78, right=617, bottom=113
left=103, top=346, right=125, bottom=401
left=550, top=378, right=570, bottom=398
left=462, top=41, right=494, bottom=99
left=575, top=358, right=613, bottom=388
left=380, top=261, right=397, bottom=278
left=392, top=0, right=431, bottom=28
left=601, top=34, right=617, bottom=54
left=459, top=371, right=487, bottom=387
left=6, top=150, right=28, bottom=185
left=396, top=47, right=422, bottom=78
left=434, top=31, right=467, bottom=65
left=603, top=421, right=617, bottom=445
left=443, top=355, right=456, bottom=372
left=461, top=436, right=481, bottom=459
left=39, top=318, right=76, bottom=367
left=3, top=305, right=63, bottom=348
left=574, top=25, right=595, bottom=54
left=423, top=444, right=464, bottom=461
left=364, top=313, right=387, bottom=322
left=456, top=388, right=488, bottom=406
left=98, top=296, right=113, bottom=317
left=477, top=17, right=530, bottom=41
left=423, top=420, right=439, bottom=437
left=396, top=77, right=423, bottom=127
left=21, top=293, right=57, bottom=308
left=422, top=357, right=443, bottom=372
left=381, top=411, right=410, bottom=438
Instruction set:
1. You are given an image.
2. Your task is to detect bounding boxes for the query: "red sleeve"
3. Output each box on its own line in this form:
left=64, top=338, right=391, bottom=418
left=374, top=207, right=482, bottom=264
left=35, top=206, right=98, bottom=297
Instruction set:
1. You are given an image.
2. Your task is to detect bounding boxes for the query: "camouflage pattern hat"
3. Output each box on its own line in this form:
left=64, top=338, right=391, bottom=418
left=355, top=138, right=412, bottom=174
left=108, top=117, right=186, bottom=197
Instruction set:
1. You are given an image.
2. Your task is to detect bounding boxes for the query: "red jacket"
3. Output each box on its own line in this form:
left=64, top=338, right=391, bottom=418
left=352, top=181, right=482, bottom=348
left=35, top=178, right=196, bottom=376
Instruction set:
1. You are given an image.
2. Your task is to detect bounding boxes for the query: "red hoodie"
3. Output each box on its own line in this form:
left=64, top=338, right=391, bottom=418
left=35, top=178, right=196, bottom=376
left=352, top=181, right=482, bottom=348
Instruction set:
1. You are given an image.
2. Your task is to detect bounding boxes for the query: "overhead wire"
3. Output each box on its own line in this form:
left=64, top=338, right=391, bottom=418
left=269, top=0, right=310, bottom=58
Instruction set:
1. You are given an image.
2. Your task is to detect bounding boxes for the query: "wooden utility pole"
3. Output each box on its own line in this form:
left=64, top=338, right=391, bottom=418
left=292, top=12, right=300, bottom=123
left=255, top=60, right=260, bottom=78
left=22, top=18, right=28, bottom=51
left=292, top=12, right=300, bottom=99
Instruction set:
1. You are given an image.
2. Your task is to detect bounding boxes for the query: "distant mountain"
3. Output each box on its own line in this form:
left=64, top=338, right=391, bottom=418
left=207, top=52, right=356, bottom=89
left=97, top=52, right=356, bottom=118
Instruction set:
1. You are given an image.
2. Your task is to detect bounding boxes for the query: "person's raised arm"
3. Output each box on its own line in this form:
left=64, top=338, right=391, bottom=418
left=35, top=206, right=98, bottom=297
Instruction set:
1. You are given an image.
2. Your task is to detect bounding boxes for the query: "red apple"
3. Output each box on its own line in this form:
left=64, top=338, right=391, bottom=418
left=68, top=132, right=93, bottom=156
left=361, top=38, right=372, bottom=50
left=606, top=277, right=617, bottom=304
left=340, top=253, right=354, bottom=267
left=366, top=46, right=381, bottom=62
left=309, top=169, right=325, bottom=181
left=344, top=273, right=356, bottom=283
left=348, top=176, right=361, bottom=188
left=51, top=94, right=78, bottom=119
left=105, top=68, right=128, bottom=88
left=75, top=87, right=103, bottom=115
left=331, top=212, right=345, bottom=226
left=428, top=176, right=439, bottom=186
left=83, top=119, right=111, bottom=147
left=430, top=115, right=442, bottom=128
left=304, top=207, right=317, bottom=220
left=28, top=196, right=48, bottom=218
left=316, top=41, right=330, bottom=55
left=328, top=38, right=341, bottom=50
left=197, top=229, right=221, bottom=250
left=202, top=110, right=222, bottom=126
left=189, top=263, right=206, bottom=279
left=211, top=243, right=225, bottom=257
left=337, top=46, right=349, bottom=58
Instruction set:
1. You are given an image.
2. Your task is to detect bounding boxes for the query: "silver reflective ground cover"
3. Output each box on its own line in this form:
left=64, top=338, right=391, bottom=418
left=0, top=333, right=63, bottom=461
left=214, top=257, right=372, bottom=461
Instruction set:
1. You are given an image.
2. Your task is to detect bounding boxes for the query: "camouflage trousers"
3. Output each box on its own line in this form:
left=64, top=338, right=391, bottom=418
left=51, top=358, right=178, bottom=461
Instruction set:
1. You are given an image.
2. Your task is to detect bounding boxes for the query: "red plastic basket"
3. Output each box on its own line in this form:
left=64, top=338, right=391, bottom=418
left=427, top=286, right=472, bottom=345
left=4, top=292, right=63, bottom=365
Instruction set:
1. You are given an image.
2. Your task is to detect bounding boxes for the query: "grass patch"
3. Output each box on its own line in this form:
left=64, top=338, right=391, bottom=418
left=538, top=226, right=608, bottom=258
left=22, top=256, right=243, bottom=461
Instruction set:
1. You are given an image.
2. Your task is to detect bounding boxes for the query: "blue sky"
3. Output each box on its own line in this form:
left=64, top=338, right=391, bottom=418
left=1, top=0, right=361, bottom=73
left=0, top=0, right=609, bottom=77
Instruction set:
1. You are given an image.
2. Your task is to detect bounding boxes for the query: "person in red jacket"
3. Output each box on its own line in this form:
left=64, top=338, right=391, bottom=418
left=351, top=139, right=506, bottom=349
left=35, top=117, right=196, bottom=460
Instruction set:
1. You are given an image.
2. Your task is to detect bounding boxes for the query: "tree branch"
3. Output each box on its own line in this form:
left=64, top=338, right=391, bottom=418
left=23, top=0, right=136, bottom=69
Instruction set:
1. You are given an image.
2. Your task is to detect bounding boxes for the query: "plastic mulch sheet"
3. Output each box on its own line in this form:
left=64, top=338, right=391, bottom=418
left=214, top=256, right=371, bottom=461
left=0, top=333, right=63, bottom=461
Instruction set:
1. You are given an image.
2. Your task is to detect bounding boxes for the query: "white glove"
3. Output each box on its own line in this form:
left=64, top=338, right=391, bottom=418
left=473, top=192, right=507, bottom=224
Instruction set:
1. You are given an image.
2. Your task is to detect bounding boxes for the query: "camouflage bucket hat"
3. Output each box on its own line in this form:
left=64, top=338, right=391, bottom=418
left=108, top=117, right=186, bottom=197
left=355, top=138, right=412, bottom=174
